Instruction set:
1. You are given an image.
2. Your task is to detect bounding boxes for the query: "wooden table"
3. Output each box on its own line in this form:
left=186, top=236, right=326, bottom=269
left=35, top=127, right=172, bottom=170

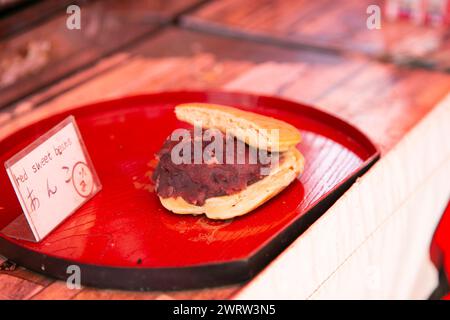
left=1, top=2, right=450, bottom=300
left=0, top=0, right=204, bottom=108
left=182, top=0, right=450, bottom=72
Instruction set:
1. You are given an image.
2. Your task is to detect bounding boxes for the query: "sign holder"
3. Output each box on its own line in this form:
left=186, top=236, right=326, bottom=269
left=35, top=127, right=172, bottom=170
left=2, top=116, right=101, bottom=242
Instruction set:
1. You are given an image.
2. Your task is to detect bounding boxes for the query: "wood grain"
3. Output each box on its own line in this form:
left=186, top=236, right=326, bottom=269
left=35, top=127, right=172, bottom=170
left=1, top=28, right=357, bottom=138
left=31, top=281, right=85, bottom=300
left=0, top=0, right=206, bottom=108
left=226, top=61, right=450, bottom=154
left=181, top=0, right=450, bottom=72
left=4, top=267, right=53, bottom=287
left=0, top=273, right=43, bottom=300
left=72, top=285, right=238, bottom=300
left=0, top=28, right=449, bottom=299
left=0, top=0, right=74, bottom=38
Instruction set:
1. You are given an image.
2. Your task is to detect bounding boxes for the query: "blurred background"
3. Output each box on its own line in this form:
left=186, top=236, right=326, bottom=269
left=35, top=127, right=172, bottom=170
left=0, top=0, right=449, bottom=300
left=0, top=0, right=449, bottom=111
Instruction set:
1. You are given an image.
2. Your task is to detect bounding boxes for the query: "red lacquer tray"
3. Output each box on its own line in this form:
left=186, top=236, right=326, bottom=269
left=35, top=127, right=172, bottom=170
left=0, top=91, right=379, bottom=290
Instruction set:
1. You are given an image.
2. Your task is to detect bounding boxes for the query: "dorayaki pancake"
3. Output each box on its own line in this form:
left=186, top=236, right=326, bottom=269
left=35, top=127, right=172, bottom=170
left=152, top=103, right=304, bottom=219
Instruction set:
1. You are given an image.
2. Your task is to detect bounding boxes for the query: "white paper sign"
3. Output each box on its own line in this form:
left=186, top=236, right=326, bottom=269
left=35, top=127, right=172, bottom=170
left=3, top=116, right=101, bottom=242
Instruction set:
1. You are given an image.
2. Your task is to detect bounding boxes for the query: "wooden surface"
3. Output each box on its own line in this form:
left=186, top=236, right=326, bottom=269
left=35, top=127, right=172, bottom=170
left=0, top=0, right=74, bottom=38
left=182, top=0, right=450, bottom=72
left=0, top=26, right=449, bottom=299
left=0, top=0, right=202, bottom=38
left=0, top=0, right=205, bottom=108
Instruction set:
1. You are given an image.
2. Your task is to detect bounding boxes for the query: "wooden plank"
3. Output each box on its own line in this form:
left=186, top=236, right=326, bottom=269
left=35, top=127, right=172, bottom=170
left=1, top=28, right=450, bottom=299
left=1, top=28, right=358, bottom=139
left=30, top=281, right=81, bottom=300
left=225, top=61, right=450, bottom=154
left=0, top=0, right=167, bottom=108
left=5, top=267, right=53, bottom=287
left=0, top=0, right=74, bottom=38
left=181, top=0, right=450, bottom=72
left=109, top=0, right=208, bottom=23
left=0, top=0, right=27, bottom=12
left=1, top=255, right=53, bottom=288
left=0, top=273, right=43, bottom=300
left=72, top=285, right=238, bottom=300
left=0, top=52, right=131, bottom=127
left=0, top=0, right=204, bottom=39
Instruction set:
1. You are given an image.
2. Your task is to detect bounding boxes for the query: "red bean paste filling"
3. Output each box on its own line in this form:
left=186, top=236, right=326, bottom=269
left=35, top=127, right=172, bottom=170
left=152, top=129, right=275, bottom=206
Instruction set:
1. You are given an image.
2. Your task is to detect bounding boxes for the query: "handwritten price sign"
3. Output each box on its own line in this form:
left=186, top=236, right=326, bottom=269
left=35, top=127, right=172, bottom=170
left=3, top=116, right=101, bottom=242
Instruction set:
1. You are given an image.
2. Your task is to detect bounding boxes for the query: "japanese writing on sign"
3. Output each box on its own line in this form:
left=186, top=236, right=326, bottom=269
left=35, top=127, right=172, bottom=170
left=4, top=116, right=101, bottom=242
